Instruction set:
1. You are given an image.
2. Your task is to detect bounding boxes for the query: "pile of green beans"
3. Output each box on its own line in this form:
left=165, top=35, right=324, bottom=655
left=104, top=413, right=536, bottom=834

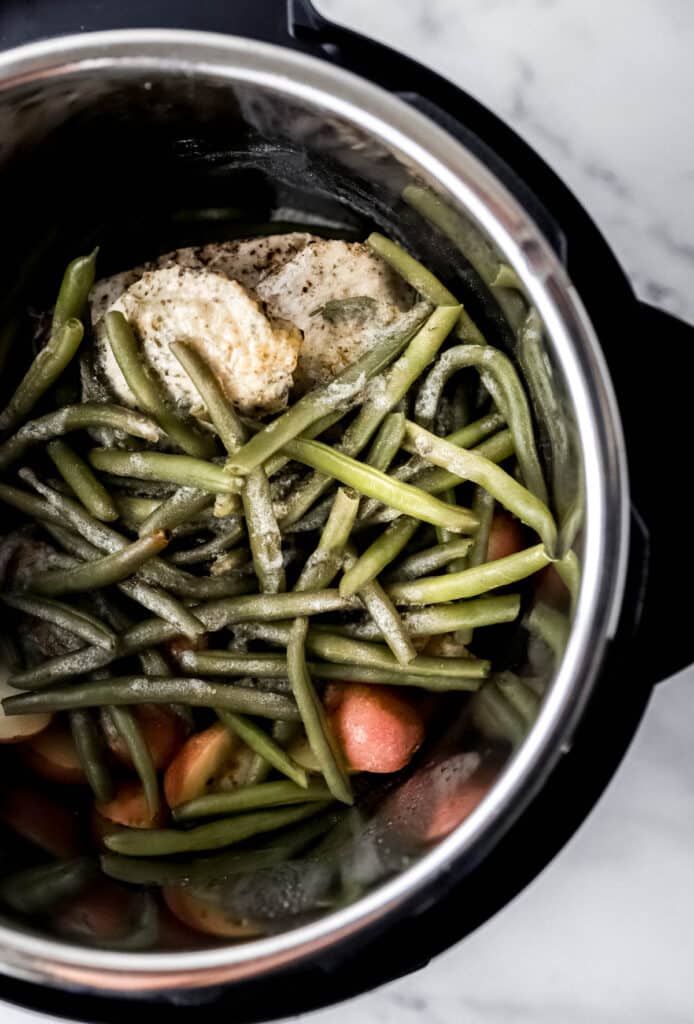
left=0, top=230, right=579, bottom=945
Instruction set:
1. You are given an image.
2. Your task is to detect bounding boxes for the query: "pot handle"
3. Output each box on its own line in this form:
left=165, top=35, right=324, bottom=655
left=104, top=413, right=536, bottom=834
left=627, top=303, right=694, bottom=685
left=0, top=0, right=329, bottom=49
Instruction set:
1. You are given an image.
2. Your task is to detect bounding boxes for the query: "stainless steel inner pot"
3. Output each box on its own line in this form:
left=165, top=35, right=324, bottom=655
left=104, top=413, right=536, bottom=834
left=0, top=29, right=629, bottom=995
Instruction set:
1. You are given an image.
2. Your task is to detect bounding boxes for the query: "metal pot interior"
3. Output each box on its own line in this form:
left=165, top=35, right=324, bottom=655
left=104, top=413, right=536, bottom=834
left=0, top=32, right=628, bottom=990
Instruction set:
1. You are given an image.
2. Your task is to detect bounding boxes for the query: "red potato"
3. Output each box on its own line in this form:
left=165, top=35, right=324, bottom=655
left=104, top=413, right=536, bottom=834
left=486, top=510, right=525, bottom=563
left=166, top=633, right=209, bottom=660
left=0, top=677, right=52, bottom=744
left=55, top=879, right=144, bottom=943
left=389, top=750, right=500, bottom=844
left=158, top=902, right=216, bottom=950
left=0, top=783, right=83, bottom=858
left=328, top=683, right=426, bottom=774
left=102, top=704, right=188, bottom=772
left=95, top=780, right=166, bottom=830
left=163, top=886, right=263, bottom=939
left=535, top=564, right=570, bottom=610
left=163, top=723, right=255, bottom=809
left=22, top=723, right=86, bottom=784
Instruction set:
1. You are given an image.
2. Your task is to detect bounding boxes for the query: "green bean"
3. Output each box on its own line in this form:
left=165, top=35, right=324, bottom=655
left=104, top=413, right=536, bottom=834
left=168, top=522, right=246, bottom=566
left=494, top=671, right=541, bottom=723
left=339, top=517, right=420, bottom=597
left=367, top=232, right=485, bottom=344
left=70, top=710, right=114, bottom=802
left=178, top=651, right=287, bottom=678
left=451, top=487, right=496, bottom=642
left=0, top=481, right=65, bottom=526
left=467, top=488, right=496, bottom=568
left=210, top=545, right=252, bottom=576
left=517, top=307, right=573, bottom=524
left=309, top=662, right=481, bottom=691
left=99, top=809, right=342, bottom=886
left=3, top=676, right=300, bottom=720
left=284, top=437, right=478, bottom=535
left=277, top=305, right=461, bottom=528
left=0, top=250, right=95, bottom=433
left=7, top=590, right=359, bottom=689
left=0, top=858, right=97, bottom=916
left=41, top=521, right=205, bottom=638
left=2, top=594, right=117, bottom=651
left=169, top=341, right=246, bottom=449
left=555, top=549, right=580, bottom=616
left=403, top=422, right=556, bottom=551
left=492, top=264, right=524, bottom=291
left=216, top=710, right=308, bottom=788
left=470, top=680, right=527, bottom=748
left=104, top=310, right=213, bottom=458
left=387, top=543, right=551, bottom=605
left=358, top=413, right=506, bottom=525
left=104, top=802, right=330, bottom=857
left=170, top=341, right=285, bottom=589
left=525, top=601, right=569, bottom=663
left=21, top=471, right=249, bottom=599
left=362, top=430, right=513, bottom=527
left=46, top=439, right=118, bottom=522
left=26, top=530, right=169, bottom=596
left=106, top=706, right=160, bottom=817
left=303, top=632, right=488, bottom=680
left=328, top=594, right=522, bottom=639
left=364, top=411, right=406, bottom=473
left=261, top=409, right=346, bottom=481
left=403, top=185, right=528, bottom=334
left=173, top=779, right=330, bottom=822
left=114, top=495, right=163, bottom=527
left=288, top=621, right=352, bottom=805
left=343, top=543, right=416, bottom=665
left=226, top=303, right=430, bottom=476
left=88, top=448, right=240, bottom=494
left=52, top=248, right=98, bottom=330
left=137, top=488, right=214, bottom=537
left=242, top=467, right=285, bottom=594
left=386, top=537, right=474, bottom=582
left=0, top=400, right=162, bottom=471
left=288, top=490, right=358, bottom=805
left=414, top=345, right=547, bottom=503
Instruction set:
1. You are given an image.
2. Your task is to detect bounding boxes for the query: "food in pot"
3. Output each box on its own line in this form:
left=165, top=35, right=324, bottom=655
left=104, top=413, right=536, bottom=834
left=0, top=226, right=576, bottom=945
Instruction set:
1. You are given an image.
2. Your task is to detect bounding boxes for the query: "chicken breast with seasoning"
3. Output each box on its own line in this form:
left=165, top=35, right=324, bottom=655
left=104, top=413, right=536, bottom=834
left=88, top=233, right=412, bottom=416
left=255, top=239, right=413, bottom=390
left=93, top=266, right=303, bottom=417
left=90, top=233, right=314, bottom=323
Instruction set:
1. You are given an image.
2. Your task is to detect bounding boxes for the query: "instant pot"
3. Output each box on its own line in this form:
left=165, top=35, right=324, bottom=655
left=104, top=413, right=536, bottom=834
left=0, top=1, right=691, bottom=1020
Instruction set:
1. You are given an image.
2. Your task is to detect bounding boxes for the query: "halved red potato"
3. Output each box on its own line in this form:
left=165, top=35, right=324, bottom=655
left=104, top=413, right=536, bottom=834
left=0, top=676, right=52, bottom=744
left=158, top=902, right=215, bottom=950
left=22, top=722, right=86, bottom=784
left=487, top=510, right=526, bottom=562
left=102, top=704, right=188, bottom=772
left=389, top=750, right=500, bottom=844
left=163, top=886, right=263, bottom=939
left=95, top=780, right=166, bottom=830
left=0, top=783, right=83, bottom=857
left=328, top=683, right=426, bottom=774
left=163, top=723, right=255, bottom=809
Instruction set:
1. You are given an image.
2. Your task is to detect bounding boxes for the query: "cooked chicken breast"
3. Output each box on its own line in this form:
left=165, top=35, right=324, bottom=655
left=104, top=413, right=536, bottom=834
left=256, top=239, right=412, bottom=390
left=93, top=266, right=303, bottom=417
left=89, top=233, right=413, bottom=415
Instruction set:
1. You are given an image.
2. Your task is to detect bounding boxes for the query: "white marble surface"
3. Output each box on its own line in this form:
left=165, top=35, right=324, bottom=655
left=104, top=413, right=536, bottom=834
left=4, top=2, right=694, bottom=1022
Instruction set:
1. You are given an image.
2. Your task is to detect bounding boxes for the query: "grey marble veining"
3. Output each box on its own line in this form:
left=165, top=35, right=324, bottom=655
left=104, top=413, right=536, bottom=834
left=3, top=3, right=694, bottom=1022
left=319, top=0, right=694, bottom=324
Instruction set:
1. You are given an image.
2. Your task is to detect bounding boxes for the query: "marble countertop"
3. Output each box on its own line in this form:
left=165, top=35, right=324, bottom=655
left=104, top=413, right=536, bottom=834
left=4, top=2, right=694, bottom=1022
